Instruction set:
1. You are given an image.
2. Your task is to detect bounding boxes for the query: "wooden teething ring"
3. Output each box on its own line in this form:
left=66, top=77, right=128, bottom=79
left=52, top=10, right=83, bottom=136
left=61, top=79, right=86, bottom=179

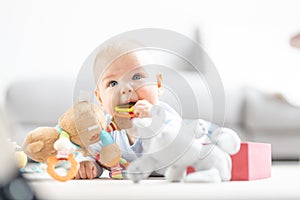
left=47, top=154, right=79, bottom=182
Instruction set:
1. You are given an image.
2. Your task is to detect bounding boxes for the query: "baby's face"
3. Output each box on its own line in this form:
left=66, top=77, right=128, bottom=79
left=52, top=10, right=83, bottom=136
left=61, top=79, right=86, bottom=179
left=96, top=53, right=160, bottom=118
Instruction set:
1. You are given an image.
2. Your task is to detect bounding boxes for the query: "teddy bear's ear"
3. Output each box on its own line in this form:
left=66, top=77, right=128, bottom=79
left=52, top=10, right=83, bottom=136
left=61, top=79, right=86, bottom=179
left=26, top=141, right=44, bottom=153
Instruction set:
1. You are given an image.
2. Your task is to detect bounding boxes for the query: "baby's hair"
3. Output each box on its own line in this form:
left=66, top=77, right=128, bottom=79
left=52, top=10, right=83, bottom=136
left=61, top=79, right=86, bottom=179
left=93, top=40, right=146, bottom=86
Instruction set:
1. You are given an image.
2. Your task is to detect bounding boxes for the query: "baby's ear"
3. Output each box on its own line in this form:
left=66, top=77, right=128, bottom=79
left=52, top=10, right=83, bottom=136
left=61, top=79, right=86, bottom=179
left=94, top=89, right=103, bottom=105
left=157, top=73, right=163, bottom=96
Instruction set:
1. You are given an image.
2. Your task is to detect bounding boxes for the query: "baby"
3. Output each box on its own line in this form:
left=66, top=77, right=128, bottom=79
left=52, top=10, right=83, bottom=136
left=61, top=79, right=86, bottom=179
left=75, top=41, right=240, bottom=181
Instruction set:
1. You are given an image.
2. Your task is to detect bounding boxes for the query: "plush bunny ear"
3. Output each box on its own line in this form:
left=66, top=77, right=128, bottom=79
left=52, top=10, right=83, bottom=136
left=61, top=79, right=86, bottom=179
left=26, top=141, right=44, bottom=153
left=210, top=128, right=241, bottom=155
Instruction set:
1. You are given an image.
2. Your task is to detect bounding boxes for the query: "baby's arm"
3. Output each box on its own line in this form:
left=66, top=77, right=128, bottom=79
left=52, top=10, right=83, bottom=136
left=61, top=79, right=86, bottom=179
left=75, top=149, right=103, bottom=179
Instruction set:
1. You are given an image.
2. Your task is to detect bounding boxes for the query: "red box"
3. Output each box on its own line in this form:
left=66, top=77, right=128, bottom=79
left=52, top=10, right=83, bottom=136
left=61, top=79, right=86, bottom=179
left=230, top=142, right=271, bottom=181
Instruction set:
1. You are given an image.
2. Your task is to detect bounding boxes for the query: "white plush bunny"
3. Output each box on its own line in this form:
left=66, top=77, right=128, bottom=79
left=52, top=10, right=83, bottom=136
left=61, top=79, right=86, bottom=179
left=126, top=105, right=241, bottom=183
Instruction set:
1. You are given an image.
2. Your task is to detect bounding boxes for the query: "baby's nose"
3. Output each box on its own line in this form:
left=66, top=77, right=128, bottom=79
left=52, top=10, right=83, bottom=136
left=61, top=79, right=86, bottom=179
left=120, top=85, right=133, bottom=94
left=121, top=89, right=132, bottom=94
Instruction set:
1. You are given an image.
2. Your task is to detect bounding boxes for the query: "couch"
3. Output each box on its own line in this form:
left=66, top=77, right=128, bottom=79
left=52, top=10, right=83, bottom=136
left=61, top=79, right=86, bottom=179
left=4, top=73, right=300, bottom=160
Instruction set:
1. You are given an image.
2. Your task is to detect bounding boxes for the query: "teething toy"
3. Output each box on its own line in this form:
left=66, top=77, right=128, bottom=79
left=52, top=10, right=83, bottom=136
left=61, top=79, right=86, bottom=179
left=115, top=103, right=135, bottom=113
left=114, top=103, right=135, bottom=118
left=47, top=154, right=78, bottom=182
left=46, top=127, right=79, bottom=182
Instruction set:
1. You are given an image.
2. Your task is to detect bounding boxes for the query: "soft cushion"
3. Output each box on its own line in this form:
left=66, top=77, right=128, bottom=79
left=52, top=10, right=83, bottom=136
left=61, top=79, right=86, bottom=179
left=6, top=78, right=74, bottom=124
left=244, top=88, right=300, bottom=131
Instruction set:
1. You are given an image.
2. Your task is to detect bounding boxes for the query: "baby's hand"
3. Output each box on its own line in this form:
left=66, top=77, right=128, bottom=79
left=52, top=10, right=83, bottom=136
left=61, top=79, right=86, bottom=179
left=134, top=100, right=153, bottom=118
left=75, top=161, right=99, bottom=179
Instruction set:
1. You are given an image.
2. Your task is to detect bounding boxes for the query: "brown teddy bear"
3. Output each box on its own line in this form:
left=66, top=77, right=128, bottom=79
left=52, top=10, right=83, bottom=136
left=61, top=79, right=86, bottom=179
left=22, top=100, right=121, bottom=166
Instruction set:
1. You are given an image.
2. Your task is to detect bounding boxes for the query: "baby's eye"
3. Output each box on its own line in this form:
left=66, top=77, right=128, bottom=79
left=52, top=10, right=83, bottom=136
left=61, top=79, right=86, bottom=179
left=132, top=73, right=142, bottom=80
left=108, top=80, right=118, bottom=88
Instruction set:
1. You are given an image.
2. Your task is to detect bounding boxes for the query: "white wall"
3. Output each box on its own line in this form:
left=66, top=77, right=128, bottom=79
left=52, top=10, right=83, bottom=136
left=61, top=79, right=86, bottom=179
left=197, top=0, right=300, bottom=104
left=1, top=0, right=300, bottom=104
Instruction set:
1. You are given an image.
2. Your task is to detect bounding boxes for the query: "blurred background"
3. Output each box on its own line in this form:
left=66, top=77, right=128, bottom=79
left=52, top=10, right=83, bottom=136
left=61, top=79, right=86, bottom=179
left=1, top=0, right=300, bottom=160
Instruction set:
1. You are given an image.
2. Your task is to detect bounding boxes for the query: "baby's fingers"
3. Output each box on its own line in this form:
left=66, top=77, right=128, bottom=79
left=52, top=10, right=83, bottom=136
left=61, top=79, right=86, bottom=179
left=134, top=106, right=150, bottom=118
left=85, top=163, right=97, bottom=179
left=134, top=100, right=150, bottom=107
left=78, top=165, right=87, bottom=179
